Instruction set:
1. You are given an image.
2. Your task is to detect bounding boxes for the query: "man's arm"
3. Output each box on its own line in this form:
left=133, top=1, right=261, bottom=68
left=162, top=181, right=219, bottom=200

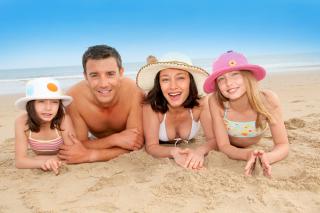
left=66, top=99, right=90, bottom=141
left=59, top=134, right=129, bottom=163
left=80, top=87, right=144, bottom=151
left=59, top=94, right=129, bottom=164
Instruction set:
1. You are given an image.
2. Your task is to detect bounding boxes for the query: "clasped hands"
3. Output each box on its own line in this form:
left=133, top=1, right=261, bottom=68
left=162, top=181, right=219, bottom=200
left=171, top=147, right=205, bottom=170
left=245, top=150, right=271, bottom=177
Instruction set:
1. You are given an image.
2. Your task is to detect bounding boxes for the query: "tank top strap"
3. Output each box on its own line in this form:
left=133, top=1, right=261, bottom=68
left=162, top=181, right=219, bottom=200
left=159, top=113, right=169, bottom=142
left=189, top=109, right=194, bottom=120
left=55, top=128, right=60, bottom=137
left=163, top=113, right=167, bottom=121
left=223, top=102, right=230, bottom=119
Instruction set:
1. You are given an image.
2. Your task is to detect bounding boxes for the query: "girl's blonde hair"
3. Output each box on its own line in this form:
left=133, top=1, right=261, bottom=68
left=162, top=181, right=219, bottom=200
left=215, top=71, right=272, bottom=129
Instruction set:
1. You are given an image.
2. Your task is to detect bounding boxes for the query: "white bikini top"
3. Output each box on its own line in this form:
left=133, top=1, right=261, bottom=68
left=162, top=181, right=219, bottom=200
left=159, top=110, right=200, bottom=141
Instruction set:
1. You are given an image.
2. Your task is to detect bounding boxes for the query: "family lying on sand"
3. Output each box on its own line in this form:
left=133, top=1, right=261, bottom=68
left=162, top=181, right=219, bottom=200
left=14, top=45, right=289, bottom=177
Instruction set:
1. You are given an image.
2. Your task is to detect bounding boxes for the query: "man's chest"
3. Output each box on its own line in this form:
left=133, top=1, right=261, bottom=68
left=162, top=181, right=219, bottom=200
left=80, top=105, right=129, bottom=133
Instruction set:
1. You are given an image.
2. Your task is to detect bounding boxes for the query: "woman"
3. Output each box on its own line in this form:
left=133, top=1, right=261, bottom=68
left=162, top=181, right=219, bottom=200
left=136, top=53, right=217, bottom=170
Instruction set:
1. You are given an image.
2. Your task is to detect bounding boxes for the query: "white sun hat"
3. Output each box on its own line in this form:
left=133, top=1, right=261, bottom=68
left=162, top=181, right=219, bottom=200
left=136, top=52, right=209, bottom=96
left=14, top=77, right=73, bottom=110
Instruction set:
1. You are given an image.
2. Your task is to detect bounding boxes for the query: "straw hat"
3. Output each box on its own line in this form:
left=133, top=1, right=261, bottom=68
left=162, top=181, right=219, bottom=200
left=203, top=51, right=266, bottom=93
left=15, top=77, right=73, bottom=110
left=136, top=52, right=209, bottom=95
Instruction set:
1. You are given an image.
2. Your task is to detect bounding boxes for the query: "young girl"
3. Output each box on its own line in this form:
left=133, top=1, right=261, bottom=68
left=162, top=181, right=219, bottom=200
left=14, top=77, right=75, bottom=175
left=137, top=53, right=217, bottom=170
left=203, top=51, right=289, bottom=177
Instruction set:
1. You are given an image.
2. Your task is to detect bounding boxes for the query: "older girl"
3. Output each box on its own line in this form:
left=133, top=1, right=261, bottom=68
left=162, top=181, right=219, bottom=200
left=204, top=51, right=289, bottom=176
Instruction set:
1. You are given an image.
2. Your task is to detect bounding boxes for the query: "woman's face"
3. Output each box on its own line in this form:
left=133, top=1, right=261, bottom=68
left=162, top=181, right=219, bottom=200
left=216, top=70, right=246, bottom=100
left=34, top=99, right=60, bottom=123
left=159, top=68, right=190, bottom=108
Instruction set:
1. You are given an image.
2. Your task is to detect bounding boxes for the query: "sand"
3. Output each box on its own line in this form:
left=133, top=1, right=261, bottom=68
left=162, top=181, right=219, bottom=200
left=0, top=70, right=320, bottom=212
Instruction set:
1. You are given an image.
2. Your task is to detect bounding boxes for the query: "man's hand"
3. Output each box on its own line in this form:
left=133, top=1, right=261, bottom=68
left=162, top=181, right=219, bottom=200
left=58, top=134, right=93, bottom=164
left=117, top=128, right=143, bottom=150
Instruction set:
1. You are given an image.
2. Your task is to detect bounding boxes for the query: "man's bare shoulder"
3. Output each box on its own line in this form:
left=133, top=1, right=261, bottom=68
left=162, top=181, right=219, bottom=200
left=67, top=80, right=91, bottom=100
left=120, top=77, right=144, bottom=97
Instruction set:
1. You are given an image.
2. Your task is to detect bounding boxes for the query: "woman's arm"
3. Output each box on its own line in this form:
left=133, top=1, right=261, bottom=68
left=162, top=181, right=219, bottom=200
left=143, top=104, right=179, bottom=158
left=208, top=94, right=252, bottom=161
left=196, top=95, right=218, bottom=155
left=263, top=90, right=289, bottom=164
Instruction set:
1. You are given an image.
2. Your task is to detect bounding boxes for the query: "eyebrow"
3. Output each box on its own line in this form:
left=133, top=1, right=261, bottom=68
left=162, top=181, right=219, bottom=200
left=176, top=72, right=187, bottom=76
left=160, top=72, right=187, bottom=77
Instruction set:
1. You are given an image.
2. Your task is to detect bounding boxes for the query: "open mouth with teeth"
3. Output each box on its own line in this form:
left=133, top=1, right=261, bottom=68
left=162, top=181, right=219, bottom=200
left=41, top=113, right=54, bottom=118
left=227, top=87, right=238, bottom=94
left=97, top=88, right=112, bottom=95
left=168, top=92, right=182, bottom=101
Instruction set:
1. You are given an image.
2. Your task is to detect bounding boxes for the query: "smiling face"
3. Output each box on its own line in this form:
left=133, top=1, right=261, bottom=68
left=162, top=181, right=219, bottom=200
left=159, top=68, right=190, bottom=108
left=216, top=70, right=247, bottom=100
left=84, top=57, right=124, bottom=106
left=34, top=99, right=60, bottom=123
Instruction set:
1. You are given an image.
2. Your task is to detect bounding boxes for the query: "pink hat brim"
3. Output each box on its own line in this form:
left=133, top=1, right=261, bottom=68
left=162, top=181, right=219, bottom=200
left=203, top=64, right=266, bottom=93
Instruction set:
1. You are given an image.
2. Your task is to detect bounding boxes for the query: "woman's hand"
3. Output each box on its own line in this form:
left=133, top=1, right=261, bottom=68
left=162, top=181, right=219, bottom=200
left=170, top=147, right=188, bottom=168
left=180, top=148, right=205, bottom=170
left=41, top=156, right=62, bottom=175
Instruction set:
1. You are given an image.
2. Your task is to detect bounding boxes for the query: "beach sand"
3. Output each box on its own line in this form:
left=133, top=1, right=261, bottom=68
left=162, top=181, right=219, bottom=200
left=0, top=70, right=320, bottom=212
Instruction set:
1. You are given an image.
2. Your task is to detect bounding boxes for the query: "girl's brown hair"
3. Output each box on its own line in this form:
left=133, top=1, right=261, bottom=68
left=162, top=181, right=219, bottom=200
left=25, top=100, right=65, bottom=132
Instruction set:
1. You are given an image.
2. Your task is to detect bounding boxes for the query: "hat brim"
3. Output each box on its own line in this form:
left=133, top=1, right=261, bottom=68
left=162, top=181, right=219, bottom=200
left=136, top=62, right=209, bottom=96
left=203, top=65, right=266, bottom=93
left=14, top=96, right=73, bottom=110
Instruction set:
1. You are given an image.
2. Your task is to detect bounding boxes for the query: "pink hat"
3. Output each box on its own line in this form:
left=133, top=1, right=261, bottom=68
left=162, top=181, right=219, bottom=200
left=203, top=51, right=266, bottom=93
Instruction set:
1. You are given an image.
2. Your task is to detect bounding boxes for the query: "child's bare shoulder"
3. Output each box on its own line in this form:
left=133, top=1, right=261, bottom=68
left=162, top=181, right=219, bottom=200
left=15, top=112, right=28, bottom=123
left=15, top=112, right=29, bottom=131
left=261, top=90, right=280, bottom=108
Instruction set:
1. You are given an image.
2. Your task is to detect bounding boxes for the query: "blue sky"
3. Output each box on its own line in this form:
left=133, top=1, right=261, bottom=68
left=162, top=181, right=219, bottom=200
left=0, top=0, right=319, bottom=69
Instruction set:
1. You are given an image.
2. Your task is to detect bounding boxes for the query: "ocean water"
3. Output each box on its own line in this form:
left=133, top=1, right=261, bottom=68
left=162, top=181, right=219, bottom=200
left=1, top=53, right=320, bottom=95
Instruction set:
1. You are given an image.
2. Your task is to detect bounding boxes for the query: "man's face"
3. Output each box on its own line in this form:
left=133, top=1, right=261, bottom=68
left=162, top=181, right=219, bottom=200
left=84, top=57, right=123, bottom=106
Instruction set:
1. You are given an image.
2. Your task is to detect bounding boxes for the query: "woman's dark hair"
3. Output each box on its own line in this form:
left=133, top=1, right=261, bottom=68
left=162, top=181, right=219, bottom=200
left=25, top=100, right=65, bottom=132
left=144, top=72, right=200, bottom=113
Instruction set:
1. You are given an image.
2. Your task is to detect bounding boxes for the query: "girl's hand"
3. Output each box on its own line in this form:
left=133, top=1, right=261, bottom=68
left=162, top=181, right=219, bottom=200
left=244, top=150, right=259, bottom=176
left=170, top=148, right=188, bottom=168
left=257, top=150, right=272, bottom=177
left=244, top=150, right=272, bottom=177
left=41, top=157, right=62, bottom=175
left=180, top=148, right=205, bottom=170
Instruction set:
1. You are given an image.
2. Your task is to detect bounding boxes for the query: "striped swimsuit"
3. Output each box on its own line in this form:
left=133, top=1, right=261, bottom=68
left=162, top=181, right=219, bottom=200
left=28, top=129, right=63, bottom=153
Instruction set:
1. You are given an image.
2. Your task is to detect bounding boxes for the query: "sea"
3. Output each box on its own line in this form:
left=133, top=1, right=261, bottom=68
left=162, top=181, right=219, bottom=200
left=1, top=53, right=320, bottom=95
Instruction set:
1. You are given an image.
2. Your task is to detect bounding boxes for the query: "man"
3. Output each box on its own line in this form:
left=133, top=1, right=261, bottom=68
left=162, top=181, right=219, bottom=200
left=58, top=45, right=144, bottom=163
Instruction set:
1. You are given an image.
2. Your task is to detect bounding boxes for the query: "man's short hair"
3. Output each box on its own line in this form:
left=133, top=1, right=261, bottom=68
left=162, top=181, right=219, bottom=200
left=82, top=45, right=122, bottom=72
